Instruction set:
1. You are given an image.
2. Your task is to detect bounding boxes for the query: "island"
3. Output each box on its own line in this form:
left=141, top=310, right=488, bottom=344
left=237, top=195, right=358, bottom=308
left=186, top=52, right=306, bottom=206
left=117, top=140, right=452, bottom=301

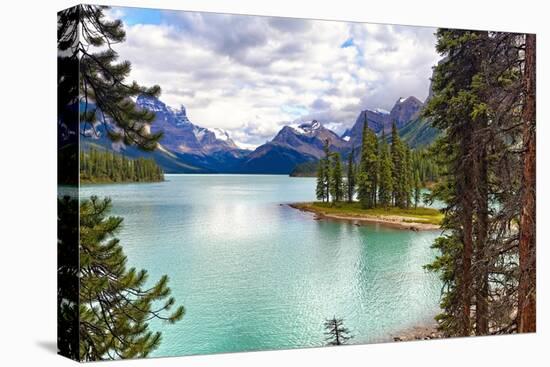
left=290, top=202, right=442, bottom=230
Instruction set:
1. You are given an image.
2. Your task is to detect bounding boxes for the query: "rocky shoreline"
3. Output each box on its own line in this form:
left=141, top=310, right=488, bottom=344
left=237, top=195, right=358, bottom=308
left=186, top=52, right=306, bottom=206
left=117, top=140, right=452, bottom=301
left=391, top=324, right=444, bottom=342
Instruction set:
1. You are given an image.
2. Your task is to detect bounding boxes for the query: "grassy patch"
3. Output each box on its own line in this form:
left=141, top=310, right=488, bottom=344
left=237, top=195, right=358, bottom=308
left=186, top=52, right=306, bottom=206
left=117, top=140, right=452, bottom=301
left=294, top=201, right=443, bottom=225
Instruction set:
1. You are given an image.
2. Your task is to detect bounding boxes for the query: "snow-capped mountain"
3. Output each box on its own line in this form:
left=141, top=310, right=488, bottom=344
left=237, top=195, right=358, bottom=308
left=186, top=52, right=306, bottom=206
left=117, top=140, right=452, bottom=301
left=82, top=92, right=436, bottom=174
left=132, top=95, right=251, bottom=172
left=240, top=120, right=351, bottom=174
left=136, top=95, right=241, bottom=155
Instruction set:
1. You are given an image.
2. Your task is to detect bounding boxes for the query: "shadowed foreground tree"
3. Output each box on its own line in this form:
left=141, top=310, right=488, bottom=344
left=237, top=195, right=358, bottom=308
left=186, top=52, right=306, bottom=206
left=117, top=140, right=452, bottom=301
left=324, top=317, right=353, bottom=346
left=58, top=197, right=79, bottom=358
left=518, top=34, right=536, bottom=333
left=424, top=29, right=536, bottom=337
left=59, top=197, right=185, bottom=361
left=58, top=5, right=163, bottom=151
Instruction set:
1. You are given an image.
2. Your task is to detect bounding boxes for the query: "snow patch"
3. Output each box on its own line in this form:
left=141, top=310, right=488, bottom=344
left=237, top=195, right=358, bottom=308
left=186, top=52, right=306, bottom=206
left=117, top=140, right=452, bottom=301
left=374, top=108, right=390, bottom=115
left=367, top=108, right=390, bottom=115
left=289, top=120, right=322, bottom=135
left=193, top=126, right=207, bottom=141
left=343, top=136, right=351, bottom=142
left=212, top=128, right=229, bottom=141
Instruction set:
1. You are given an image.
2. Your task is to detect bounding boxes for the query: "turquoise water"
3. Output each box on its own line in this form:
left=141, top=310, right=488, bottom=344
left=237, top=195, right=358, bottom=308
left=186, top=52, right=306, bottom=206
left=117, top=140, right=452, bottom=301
left=80, top=174, right=442, bottom=357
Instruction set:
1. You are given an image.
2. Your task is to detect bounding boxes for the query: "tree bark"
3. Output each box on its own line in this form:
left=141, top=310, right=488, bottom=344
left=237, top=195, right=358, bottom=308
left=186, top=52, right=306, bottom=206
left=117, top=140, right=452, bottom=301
left=475, top=147, right=489, bottom=335
left=518, top=33, right=536, bottom=333
left=462, top=198, right=473, bottom=336
left=461, top=136, right=475, bottom=336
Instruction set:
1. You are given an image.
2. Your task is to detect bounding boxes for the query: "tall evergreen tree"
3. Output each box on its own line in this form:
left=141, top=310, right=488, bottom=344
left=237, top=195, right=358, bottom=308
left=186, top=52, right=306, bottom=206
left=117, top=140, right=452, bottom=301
left=329, top=153, right=344, bottom=202
left=424, top=30, right=489, bottom=336
left=390, top=123, right=408, bottom=208
left=518, top=34, right=536, bottom=333
left=346, top=148, right=356, bottom=203
left=322, top=140, right=331, bottom=201
left=357, top=120, right=378, bottom=209
left=316, top=160, right=327, bottom=202
left=378, top=132, right=393, bottom=208
left=404, top=146, right=414, bottom=208
left=414, top=170, right=421, bottom=209
left=58, top=5, right=163, bottom=151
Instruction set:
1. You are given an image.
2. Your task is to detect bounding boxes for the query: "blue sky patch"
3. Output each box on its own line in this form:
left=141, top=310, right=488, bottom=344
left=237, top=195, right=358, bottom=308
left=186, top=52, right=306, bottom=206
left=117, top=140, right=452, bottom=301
left=340, top=38, right=355, bottom=48
left=118, top=7, right=163, bottom=26
left=281, top=105, right=309, bottom=116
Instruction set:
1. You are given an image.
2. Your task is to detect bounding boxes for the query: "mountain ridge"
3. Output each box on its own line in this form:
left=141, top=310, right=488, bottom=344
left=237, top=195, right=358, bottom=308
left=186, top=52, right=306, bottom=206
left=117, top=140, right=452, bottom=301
left=82, top=94, right=439, bottom=174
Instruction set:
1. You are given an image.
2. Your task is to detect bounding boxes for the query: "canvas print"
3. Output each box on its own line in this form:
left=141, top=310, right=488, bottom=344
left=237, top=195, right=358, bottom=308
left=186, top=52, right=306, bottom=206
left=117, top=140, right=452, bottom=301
left=57, top=4, right=536, bottom=362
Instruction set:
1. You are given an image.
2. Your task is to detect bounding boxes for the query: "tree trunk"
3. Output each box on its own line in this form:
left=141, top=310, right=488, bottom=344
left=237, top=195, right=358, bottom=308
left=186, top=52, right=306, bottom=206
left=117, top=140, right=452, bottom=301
left=458, top=114, right=480, bottom=336
left=462, top=199, right=473, bottom=336
left=475, top=147, right=489, bottom=335
left=518, top=33, right=536, bottom=333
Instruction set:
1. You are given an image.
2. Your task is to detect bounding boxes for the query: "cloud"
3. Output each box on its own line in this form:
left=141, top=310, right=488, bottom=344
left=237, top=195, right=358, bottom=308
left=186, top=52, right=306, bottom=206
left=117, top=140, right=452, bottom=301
left=111, top=7, right=440, bottom=148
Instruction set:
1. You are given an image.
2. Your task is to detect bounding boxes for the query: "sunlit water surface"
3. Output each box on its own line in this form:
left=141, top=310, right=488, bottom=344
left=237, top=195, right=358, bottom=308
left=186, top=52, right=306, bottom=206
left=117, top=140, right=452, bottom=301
left=80, top=174, right=442, bottom=357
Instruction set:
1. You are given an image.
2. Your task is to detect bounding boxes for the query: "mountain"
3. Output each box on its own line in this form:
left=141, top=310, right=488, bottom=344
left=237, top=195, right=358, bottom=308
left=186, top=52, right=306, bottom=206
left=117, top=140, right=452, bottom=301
left=136, top=95, right=244, bottom=155
left=389, top=96, right=424, bottom=129
left=81, top=96, right=250, bottom=173
left=239, top=120, right=351, bottom=174
left=135, top=95, right=250, bottom=172
left=341, top=108, right=389, bottom=147
left=342, top=96, right=426, bottom=148
left=398, top=117, right=439, bottom=149
left=82, top=93, right=439, bottom=175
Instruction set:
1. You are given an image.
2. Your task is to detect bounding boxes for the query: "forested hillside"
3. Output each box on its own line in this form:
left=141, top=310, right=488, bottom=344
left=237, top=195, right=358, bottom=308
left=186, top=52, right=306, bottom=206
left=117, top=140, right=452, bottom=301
left=80, top=148, right=164, bottom=183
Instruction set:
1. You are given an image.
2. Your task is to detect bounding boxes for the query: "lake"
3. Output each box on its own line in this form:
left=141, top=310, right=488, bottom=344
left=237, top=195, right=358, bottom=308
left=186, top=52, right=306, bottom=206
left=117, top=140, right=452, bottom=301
left=80, top=174, right=442, bottom=357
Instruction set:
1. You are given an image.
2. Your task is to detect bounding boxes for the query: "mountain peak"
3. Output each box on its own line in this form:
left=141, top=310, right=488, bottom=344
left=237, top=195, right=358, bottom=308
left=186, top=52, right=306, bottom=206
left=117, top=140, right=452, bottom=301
left=173, top=105, right=191, bottom=126
left=395, top=96, right=423, bottom=106
left=136, top=94, right=167, bottom=112
left=294, top=120, right=322, bottom=135
left=390, top=96, right=424, bottom=128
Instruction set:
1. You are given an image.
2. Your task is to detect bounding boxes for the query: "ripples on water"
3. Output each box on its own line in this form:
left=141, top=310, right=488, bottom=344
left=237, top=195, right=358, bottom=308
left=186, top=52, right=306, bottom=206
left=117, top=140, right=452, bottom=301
left=79, top=174, right=442, bottom=357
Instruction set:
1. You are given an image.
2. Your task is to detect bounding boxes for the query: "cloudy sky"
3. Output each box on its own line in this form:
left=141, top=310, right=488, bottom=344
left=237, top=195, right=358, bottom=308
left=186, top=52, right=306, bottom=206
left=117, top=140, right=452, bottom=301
left=108, top=6, right=441, bottom=149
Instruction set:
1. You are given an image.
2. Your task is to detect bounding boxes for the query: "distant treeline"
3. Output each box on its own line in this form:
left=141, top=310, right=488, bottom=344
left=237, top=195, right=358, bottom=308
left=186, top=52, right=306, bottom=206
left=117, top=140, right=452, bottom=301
left=410, top=149, right=440, bottom=185
left=80, top=148, right=164, bottom=183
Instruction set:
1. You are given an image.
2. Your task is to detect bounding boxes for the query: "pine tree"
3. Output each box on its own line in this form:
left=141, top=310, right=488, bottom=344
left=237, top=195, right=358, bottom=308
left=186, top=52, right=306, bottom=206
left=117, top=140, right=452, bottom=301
left=316, top=160, right=327, bottom=202
left=404, top=146, right=414, bottom=208
left=414, top=170, right=421, bottom=209
left=378, top=132, right=393, bottom=208
left=322, top=140, right=332, bottom=201
left=58, top=197, right=80, bottom=359
left=58, top=5, right=163, bottom=151
left=78, top=196, right=184, bottom=360
left=518, top=34, right=536, bottom=333
left=80, top=148, right=164, bottom=183
left=324, top=317, right=352, bottom=346
left=357, top=119, right=378, bottom=209
left=330, top=153, right=344, bottom=203
left=423, top=30, right=488, bottom=336
left=390, top=123, right=408, bottom=208
left=346, top=148, right=356, bottom=203
left=422, top=30, right=534, bottom=338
